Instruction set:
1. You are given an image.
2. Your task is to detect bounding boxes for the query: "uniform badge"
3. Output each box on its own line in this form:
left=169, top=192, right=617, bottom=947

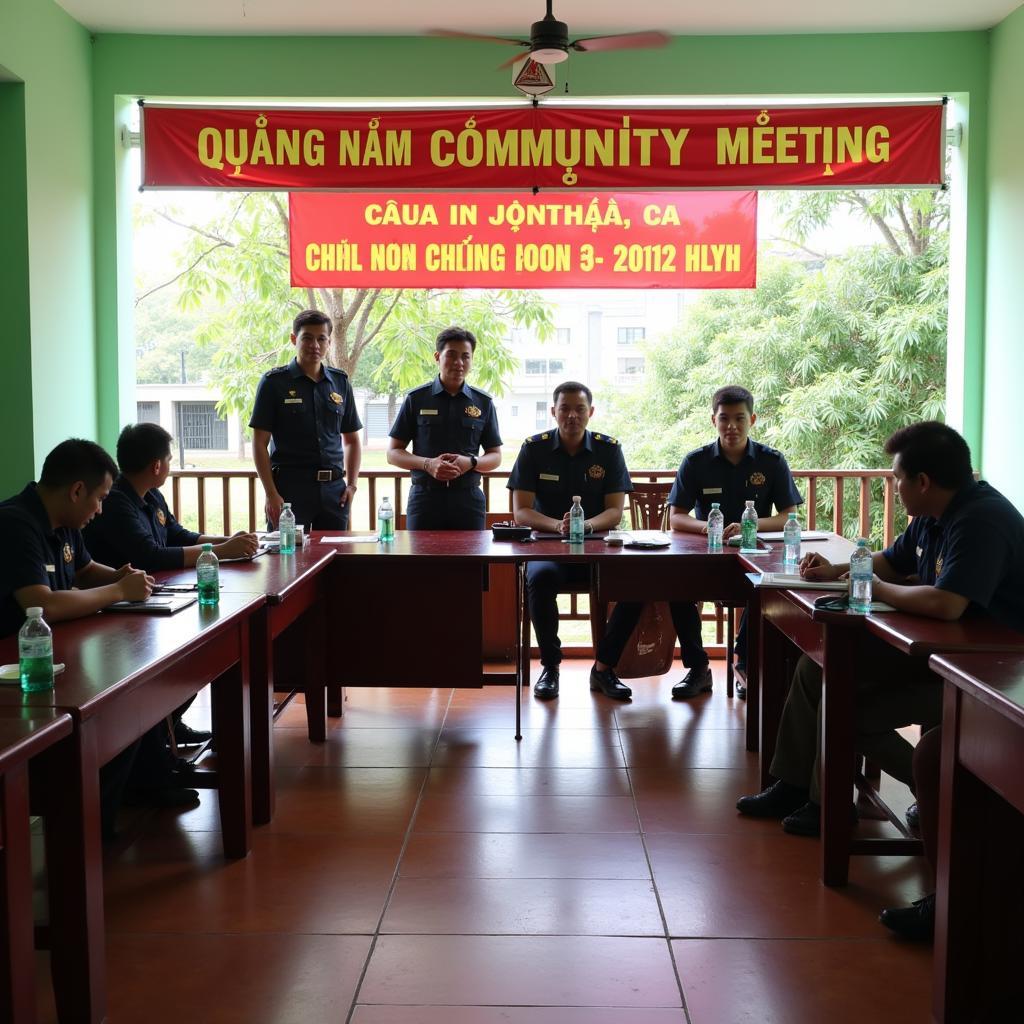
left=935, top=554, right=944, bottom=577
left=288, top=389, right=297, bottom=396
left=329, top=392, right=343, bottom=405
left=62, top=542, right=73, bottom=564
left=749, top=472, right=766, bottom=486
left=156, top=509, right=167, bottom=526
left=465, top=405, right=481, bottom=418
left=588, top=464, right=606, bottom=480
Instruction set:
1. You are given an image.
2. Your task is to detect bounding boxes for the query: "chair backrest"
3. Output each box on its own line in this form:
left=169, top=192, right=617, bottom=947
left=628, top=482, right=673, bottom=530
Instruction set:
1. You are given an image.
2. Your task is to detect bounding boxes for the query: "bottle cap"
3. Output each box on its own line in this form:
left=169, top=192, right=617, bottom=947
left=26, top=607, right=42, bottom=617
left=711, top=502, right=720, bottom=509
left=202, top=543, right=213, bottom=550
left=283, top=503, right=291, bottom=509
left=572, top=495, right=581, bottom=502
left=856, top=537, right=868, bottom=546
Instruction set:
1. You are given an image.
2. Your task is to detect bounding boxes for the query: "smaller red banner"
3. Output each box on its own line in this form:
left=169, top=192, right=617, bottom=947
left=289, top=192, right=757, bottom=290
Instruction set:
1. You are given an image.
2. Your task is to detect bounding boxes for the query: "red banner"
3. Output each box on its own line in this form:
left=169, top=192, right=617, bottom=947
left=288, top=192, right=757, bottom=289
left=143, top=104, right=944, bottom=191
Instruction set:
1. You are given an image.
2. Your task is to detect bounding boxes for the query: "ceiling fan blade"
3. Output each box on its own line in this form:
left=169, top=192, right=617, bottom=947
left=427, top=28, right=531, bottom=48
left=571, top=30, right=671, bottom=53
left=497, top=51, right=533, bottom=70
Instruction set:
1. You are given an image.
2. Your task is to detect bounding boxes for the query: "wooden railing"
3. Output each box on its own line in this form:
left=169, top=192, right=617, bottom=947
left=167, top=467, right=901, bottom=546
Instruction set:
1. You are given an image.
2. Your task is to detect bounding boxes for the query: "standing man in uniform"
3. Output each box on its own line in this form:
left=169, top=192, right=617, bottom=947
left=585, top=385, right=802, bottom=700
left=508, top=381, right=637, bottom=701
left=387, top=326, right=502, bottom=530
left=250, top=309, right=362, bottom=530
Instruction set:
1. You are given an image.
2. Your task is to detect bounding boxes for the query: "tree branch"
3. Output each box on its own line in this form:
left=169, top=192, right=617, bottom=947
left=135, top=241, right=231, bottom=306
left=852, top=195, right=904, bottom=256
left=358, top=291, right=403, bottom=352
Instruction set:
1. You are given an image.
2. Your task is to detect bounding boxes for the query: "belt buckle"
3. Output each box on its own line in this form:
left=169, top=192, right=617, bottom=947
left=316, top=469, right=332, bottom=482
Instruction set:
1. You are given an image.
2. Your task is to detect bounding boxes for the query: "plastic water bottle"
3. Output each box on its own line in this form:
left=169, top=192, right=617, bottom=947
left=849, top=538, right=874, bottom=614
left=378, top=496, right=395, bottom=543
left=783, top=512, right=801, bottom=567
left=18, top=607, right=54, bottom=692
left=707, top=503, right=724, bottom=552
left=740, top=500, right=758, bottom=552
left=279, top=502, right=296, bottom=554
left=569, top=495, right=585, bottom=543
left=196, top=544, right=220, bottom=606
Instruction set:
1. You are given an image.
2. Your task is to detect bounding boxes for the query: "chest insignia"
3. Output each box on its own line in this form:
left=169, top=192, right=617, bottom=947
left=465, top=405, right=481, bottom=418
left=749, top=472, right=766, bottom=486
left=420, top=408, right=439, bottom=416
left=288, top=389, right=297, bottom=396
left=45, top=564, right=56, bottom=573
left=63, top=542, right=73, bottom=564
left=329, top=392, right=343, bottom=405
left=539, top=473, right=560, bottom=481
left=284, top=398, right=303, bottom=404
left=588, top=464, right=606, bottom=480
left=935, top=554, right=944, bottom=577
left=156, top=509, right=167, bottom=527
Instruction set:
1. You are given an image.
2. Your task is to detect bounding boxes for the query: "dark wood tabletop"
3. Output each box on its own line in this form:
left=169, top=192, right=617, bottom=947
left=0, top=711, right=73, bottom=772
left=928, top=650, right=1024, bottom=727
left=867, top=611, right=1024, bottom=657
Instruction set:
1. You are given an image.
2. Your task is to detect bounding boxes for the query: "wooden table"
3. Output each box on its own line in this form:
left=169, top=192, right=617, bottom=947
left=0, top=711, right=73, bottom=1024
left=158, top=543, right=337, bottom=824
left=926, top=651, right=1024, bottom=1024
left=0, top=591, right=263, bottom=1023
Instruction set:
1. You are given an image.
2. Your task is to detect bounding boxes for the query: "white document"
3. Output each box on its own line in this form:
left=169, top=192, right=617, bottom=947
left=755, top=530, right=831, bottom=541
left=754, top=573, right=847, bottom=591
left=319, top=535, right=380, bottom=544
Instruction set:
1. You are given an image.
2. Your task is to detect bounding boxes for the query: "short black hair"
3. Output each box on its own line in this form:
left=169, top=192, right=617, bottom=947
left=435, top=326, right=477, bottom=353
left=292, top=309, right=332, bottom=336
left=712, top=386, right=754, bottom=415
left=117, top=423, right=173, bottom=474
left=553, top=381, right=593, bottom=407
left=884, top=421, right=974, bottom=490
left=39, top=439, right=117, bottom=491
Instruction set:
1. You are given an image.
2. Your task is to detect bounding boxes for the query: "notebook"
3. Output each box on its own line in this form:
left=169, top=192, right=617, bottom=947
left=104, top=594, right=199, bottom=614
left=753, top=573, right=847, bottom=592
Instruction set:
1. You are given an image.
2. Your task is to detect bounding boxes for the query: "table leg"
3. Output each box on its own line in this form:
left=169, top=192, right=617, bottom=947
left=745, top=588, right=762, bottom=753
left=304, top=600, right=328, bottom=743
left=758, top=618, right=792, bottom=790
left=820, top=623, right=857, bottom=887
left=214, top=620, right=252, bottom=859
left=515, top=561, right=523, bottom=742
left=34, top=725, right=106, bottom=1023
left=249, top=608, right=274, bottom=826
left=1, top=763, right=35, bottom=1024
left=326, top=684, right=343, bottom=718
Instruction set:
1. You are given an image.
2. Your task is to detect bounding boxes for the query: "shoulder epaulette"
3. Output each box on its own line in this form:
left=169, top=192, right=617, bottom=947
left=758, top=443, right=783, bottom=458
left=524, top=431, right=550, bottom=444
left=592, top=433, right=619, bottom=445
left=266, top=365, right=289, bottom=375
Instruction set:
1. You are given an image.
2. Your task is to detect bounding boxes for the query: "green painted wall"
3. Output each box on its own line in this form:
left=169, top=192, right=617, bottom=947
left=983, top=5, right=1024, bottom=507
left=91, top=30, right=991, bottom=458
left=0, top=0, right=95, bottom=495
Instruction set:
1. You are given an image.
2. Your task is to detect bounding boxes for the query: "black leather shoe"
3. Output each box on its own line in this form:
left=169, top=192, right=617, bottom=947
left=589, top=666, right=632, bottom=701
left=671, top=665, right=713, bottom=700
left=534, top=666, right=559, bottom=700
left=905, top=801, right=920, bottom=833
left=124, top=786, right=201, bottom=809
left=782, top=800, right=858, bottom=837
left=735, top=664, right=747, bottom=700
left=174, top=722, right=212, bottom=746
left=736, top=780, right=809, bottom=819
left=879, top=893, right=935, bottom=941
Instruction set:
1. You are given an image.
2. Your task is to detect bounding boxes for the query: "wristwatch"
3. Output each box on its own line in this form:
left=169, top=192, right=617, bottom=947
left=469, top=455, right=478, bottom=470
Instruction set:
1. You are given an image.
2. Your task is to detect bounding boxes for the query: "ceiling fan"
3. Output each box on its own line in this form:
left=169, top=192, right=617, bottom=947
left=428, top=1, right=670, bottom=69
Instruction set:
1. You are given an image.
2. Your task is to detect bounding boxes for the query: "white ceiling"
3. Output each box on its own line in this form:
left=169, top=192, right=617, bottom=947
left=54, top=0, right=1024, bottom=36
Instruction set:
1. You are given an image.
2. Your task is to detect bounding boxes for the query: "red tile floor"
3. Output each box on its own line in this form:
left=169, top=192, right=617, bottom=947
left=34, top=661, right=934, bottom=1023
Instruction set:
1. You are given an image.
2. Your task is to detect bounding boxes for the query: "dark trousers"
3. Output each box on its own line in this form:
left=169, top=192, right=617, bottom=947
left=407, top=485, right=485, bottom=530
left=271, top=467, right=350, bottom=530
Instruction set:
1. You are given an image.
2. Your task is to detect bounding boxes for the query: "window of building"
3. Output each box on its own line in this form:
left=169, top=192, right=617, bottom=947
left=617, top=357, right=646, bottom=376
left=555, top=328, right=571, bottom=345
left=535, top=401, right=547, bottom=429
left=617, top=327, right=646, bottom=345
left=524, top=358, right=565, bottom=375
left=137, top=401, right=160, bottom=425
left=511, top=405, right=519, bottom=417
left=174, top=401, right=228, bottom=450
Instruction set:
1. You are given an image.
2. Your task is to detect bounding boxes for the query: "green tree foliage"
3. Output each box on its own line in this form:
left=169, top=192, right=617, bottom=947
left=143, top=192, right=554, bottom=421
left=600, top=189, right=948, bottom=542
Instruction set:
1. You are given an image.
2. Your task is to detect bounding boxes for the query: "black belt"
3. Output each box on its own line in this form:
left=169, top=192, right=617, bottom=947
left=413, top=476, right=480, bottom=492
left=274, top=465, right=344, bottom=483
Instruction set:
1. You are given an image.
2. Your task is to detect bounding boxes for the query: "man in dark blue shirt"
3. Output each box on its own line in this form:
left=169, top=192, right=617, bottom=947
left=387, top=326, right=503, bottom=530
left=737, top=421, right=1024, bottom=914
left=589, top=385, right=802, bottom=701
left=85, top=423, right=259, bottom=572
left=508, top=381, right=635, bottom=700
left=250, top=309, right=363, bottom=530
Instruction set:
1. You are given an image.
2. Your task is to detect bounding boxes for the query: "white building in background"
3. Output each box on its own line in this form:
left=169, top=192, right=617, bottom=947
left=137, top=290, right=691, bottom=454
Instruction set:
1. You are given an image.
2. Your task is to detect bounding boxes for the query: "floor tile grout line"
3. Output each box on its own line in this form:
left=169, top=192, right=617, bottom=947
left=343, top=686, right=456, bottom=1024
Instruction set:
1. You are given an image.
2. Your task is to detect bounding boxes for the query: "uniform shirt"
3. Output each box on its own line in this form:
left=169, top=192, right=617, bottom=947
left=0, top=484, right=91, bottom=638
left=507, top=429, right=633, bottom=521
left=83, top=474, right=200, bottom=572
left=883, top=481, right=1024, bottom=633
left=249, top=358, right=362, bottom=471
left=669, top=438, right=803, bottom=523
left=389, top=377, right=502, bottom=488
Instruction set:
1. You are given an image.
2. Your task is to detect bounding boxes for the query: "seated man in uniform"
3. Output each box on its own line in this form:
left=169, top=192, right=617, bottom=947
left=250, top=309, right=362, bottom=531
left=737, top=421, right=1024, bottom=841
left=508, top=381, right=638, bottom=701
left=387, top=326, right=503, bottom=530
left=0, top=439, right=196, bottom=834
left=588, top=385, right=802, bottom=701
left=84, top=422, right=259, bottom=745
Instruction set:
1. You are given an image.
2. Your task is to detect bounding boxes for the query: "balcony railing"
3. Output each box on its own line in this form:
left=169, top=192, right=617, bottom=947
left=167, top=467, right=901, bottom=545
